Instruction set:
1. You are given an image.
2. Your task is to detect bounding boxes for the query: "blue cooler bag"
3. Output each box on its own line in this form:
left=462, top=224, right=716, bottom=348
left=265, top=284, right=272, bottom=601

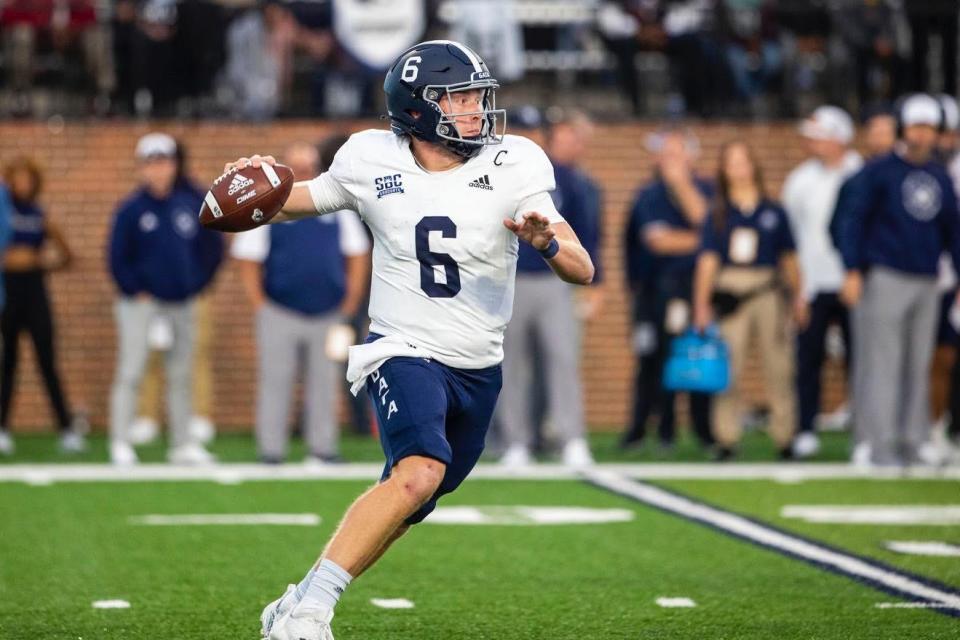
left=663, top=327, right=730, bottom=393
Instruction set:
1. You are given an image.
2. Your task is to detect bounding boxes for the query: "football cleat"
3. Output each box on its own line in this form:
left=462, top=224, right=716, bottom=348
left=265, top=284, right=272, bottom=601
left=269, top=604, right=335, bottom=640
left=261, top=584, right=299, bottom=639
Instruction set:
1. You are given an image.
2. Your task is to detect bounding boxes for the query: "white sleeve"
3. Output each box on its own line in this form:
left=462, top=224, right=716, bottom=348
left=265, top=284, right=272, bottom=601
left=229, top=225, right=270, bottom=262
left=515, top=191, right=564, bottom=224
left=513, top=140, right=563, bottom=223
left=307, top=138, right=359, bottom=215
left=780, top=168, right=803, bottom=224
left=337, top=211, right=371, bottom=256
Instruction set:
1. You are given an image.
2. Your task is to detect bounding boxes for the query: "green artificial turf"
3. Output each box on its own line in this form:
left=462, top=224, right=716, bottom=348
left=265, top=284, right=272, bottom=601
left=1, top=478, right=958, bottom=639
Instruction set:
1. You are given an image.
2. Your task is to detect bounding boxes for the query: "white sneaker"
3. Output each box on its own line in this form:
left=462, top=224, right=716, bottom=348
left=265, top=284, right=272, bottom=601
left=261, top=584, right=300, bottom=639
left=500, top=444, right=532, bottom=468
left=562, top=438, right=595, bottom=467
left=0, top=430, right=14, bottom=456
left=127, top=417, right=160, bottom=445
left=792, top=432, right=820, bottom=459
left=168, top=443, right=216, bottom=465
left=850, top=441, right=872, bottom=470
left=110, top=440, right=139, bottom=466
left=59, top=430, right=87, bottom=454
left=916, top=441, right=948, bottom=467
left=816, top=404, right=851, bottom=432
left=270, top=605, right=335, bottom=640
left=189, top=415, right=216, bottom=445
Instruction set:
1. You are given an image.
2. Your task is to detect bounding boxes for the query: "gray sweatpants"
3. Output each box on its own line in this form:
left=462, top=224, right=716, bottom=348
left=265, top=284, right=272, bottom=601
left=497, top=274, right=586, bottom=448
left=109, top=298, right=196, bottom=448
left=855, top=267, right=939, bottom=465
left=256, top=302, right=340, bottom=460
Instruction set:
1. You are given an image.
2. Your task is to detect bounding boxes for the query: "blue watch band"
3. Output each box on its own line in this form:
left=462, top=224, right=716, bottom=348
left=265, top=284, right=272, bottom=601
left=538, top=238, right=560, bottom=260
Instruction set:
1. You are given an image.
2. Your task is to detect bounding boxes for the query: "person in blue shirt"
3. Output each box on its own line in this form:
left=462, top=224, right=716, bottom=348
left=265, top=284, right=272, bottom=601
left=619, top=129, right=714, bottom=452
left=693, top=141, right=806, bottom=460
left=0, top=156, right=87, bottom=457
left=497, top=110, right=603, bottom=468
left=232, top=137, right=371, bottom=464
left=107, top=132, right=223, bottom=466
left=837, top=93, right=960, bottom=467
left=0, top=181, right=12, bottom=455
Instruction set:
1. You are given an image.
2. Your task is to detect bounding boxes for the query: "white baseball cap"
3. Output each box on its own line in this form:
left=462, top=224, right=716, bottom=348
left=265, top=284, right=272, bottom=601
left=799, top=106, right=854, bottom=144
left=938, top=94, right=959, bottom=131
left=135, top=132, right=177, bottom=160
left=900, top=94, right=942, bottom=129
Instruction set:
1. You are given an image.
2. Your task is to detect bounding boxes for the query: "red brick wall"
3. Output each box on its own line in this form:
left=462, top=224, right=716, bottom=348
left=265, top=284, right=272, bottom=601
left=1, top=121, right=846, bottom=433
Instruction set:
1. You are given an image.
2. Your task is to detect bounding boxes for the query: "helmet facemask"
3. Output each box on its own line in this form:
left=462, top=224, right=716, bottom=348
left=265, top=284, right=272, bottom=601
left=422, top=80, right=507, bottom=158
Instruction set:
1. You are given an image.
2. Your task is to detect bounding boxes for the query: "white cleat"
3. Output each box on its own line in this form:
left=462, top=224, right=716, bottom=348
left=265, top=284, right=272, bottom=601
left=500, top=444, right=532, bottom=468
left=189, top=415, right=216, bottom=444
left=59, top=430, right=88, bottom=454
left=261, top=584, right=300, bottom=639
left=0, top=430, right=14, bottom=456
left=167, top=443, right=216, bottom=465
left=792, top=432, right=820, bottom=459
left=127, top=416, right=160, bottom=445
left=110, top=440, right=139, bottom=466
left=269, top=604, right=335, bottom=640
left=562, top=437, right=595, bottom=468
left=850, top=441, right=872, bottom=470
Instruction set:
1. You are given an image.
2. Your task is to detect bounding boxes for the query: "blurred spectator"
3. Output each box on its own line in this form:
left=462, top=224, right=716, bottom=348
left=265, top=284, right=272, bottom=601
left=0, top=156, right=86, bottom=455
left=498, top=111, right=601, bottom=468
left=693, top=141, right=805, bottom=460
left=716, top=0, right=783, bottom=109
left=597, top=1, right=654, bottom=116
left=619, top=128, right=714, bottom=452
left=1, top=0, right=114, bottom=113
left=448, top=0, right=524, bottom=83
left=0, top=182, right=13, bottom=454
left=906, top=1, right=958, bottom=97
left=837, top=94, right=960, bottom=467
left=826, top=0, right=909, bottom=114
left=116, top=0, right=180, bottom=115
left=231, top=137, right=370, bottom=464
left=932, top=94, right=960, bottom=454
left=129, top=140, right=219, bottom=447
left=107, top=133, right=223, bottom=465
left=662, top=0, right=730, bottom=117
left=781, top=106, right=861, bottom=458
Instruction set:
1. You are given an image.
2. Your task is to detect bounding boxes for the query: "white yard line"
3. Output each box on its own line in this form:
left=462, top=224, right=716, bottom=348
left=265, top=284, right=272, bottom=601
left=1, top=462, right=958, bottom=484
left=128, top=513, right=321, bottom=526
left=585, top=470, right=960, bottom=613
left=92, top=600, right=130, bottom=609
left=370, top=598, right=414, bottom=609
left=875, top=602, right=960, bottom=610
left=655, top=597, right=697, bottom=608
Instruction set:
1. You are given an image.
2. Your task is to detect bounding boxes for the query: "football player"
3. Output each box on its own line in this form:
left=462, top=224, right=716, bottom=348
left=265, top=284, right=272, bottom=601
left=222, top=40, right=595, bottom=640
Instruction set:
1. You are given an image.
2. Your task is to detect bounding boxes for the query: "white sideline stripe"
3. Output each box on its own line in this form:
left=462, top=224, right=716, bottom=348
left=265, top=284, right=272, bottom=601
left=656, top=597, right=696, bottom=608
left=885, top=541, right=960, bottom=557
left=370, top=598, right=415, bottom=610
left=425, top=506, right=635, bottom=525
left=875, top=602, right=960, bottom=610
left=129, top=513, right=320, bottom=526
left=585, top=470, right=960, bottom=610
left=783, top=505, right=960, bottom=525
left=92, top=599, right=130, bottom=609
left=3, top=462, right=960, bottom=484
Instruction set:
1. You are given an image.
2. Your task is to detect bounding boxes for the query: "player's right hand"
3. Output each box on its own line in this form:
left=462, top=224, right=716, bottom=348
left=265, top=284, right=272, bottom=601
left=693, top=302, right=713, bottom=333
left=223, top=154, right=277, bottom=174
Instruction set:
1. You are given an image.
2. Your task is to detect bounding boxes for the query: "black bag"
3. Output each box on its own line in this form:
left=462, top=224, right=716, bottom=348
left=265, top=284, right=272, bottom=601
left=711, top=280, right=779, bottom=319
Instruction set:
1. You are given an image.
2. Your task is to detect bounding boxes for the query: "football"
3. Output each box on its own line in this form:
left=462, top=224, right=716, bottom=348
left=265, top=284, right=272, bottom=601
left=198, top=162, right=294, bottom=232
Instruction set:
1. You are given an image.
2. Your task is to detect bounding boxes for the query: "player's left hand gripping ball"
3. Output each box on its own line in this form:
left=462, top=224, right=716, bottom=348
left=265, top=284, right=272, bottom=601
left=199, top=156, right=294, bottom=232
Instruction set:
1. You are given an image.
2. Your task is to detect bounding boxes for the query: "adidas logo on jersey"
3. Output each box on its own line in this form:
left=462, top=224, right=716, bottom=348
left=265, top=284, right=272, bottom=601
left=227, top=173, right=255, bottom=196
left=468, top=175, right=493, bottom=190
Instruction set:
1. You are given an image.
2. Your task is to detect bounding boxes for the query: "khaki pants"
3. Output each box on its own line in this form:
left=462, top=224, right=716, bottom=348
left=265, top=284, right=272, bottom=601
left=712, top=267, right=796, bottom=448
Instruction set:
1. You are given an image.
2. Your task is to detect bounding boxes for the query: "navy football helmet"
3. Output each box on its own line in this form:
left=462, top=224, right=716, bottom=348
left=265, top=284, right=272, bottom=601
left=384, top=40, right=506, bottom=159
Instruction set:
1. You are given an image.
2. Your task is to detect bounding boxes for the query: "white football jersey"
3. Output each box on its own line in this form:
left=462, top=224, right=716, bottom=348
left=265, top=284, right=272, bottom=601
left=307, top=129, right=563, bottom=369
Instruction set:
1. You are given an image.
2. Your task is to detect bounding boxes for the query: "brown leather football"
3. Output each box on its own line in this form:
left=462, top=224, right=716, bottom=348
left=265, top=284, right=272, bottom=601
left=199, top=163, right=295, bottom=232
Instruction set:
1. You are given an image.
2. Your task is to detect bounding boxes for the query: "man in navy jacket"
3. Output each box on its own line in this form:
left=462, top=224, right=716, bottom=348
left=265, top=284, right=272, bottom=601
left=107, top=133, right=223, bottom=465
left=837, top=94, right=960, bottom=466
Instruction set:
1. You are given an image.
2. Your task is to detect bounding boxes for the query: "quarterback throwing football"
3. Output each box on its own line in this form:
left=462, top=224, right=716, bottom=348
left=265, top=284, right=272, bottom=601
left=223, top=40, right=594, bottom=640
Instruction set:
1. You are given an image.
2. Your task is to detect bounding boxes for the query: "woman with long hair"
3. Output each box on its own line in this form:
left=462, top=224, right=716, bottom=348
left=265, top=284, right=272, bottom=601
left=692, top=141, right=807, bottom=460
left=0, top=156, right=85, bottom=455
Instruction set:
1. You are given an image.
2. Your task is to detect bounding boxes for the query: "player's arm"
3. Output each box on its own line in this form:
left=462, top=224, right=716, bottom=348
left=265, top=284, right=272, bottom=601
left=504, top=212, right=594, bottom=285
left=221, top=154, right=353, bottom=223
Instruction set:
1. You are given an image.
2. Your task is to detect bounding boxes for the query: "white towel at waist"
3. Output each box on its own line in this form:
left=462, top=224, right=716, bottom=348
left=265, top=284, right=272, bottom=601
left=346, top=335, right=431, bottom=396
